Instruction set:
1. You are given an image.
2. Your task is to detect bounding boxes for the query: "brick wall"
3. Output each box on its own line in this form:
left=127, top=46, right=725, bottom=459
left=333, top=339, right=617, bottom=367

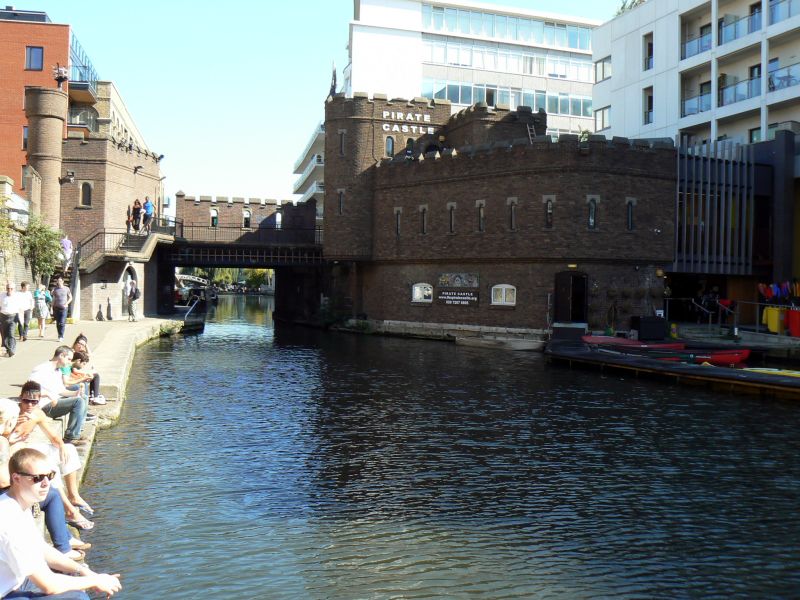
left=322, top=93, right=677, bottom=330
left=0, top=20, right=69, bottom=196
left=60, top=138, right=163, bottom=243
left=177, top=194, right=279, bottom=228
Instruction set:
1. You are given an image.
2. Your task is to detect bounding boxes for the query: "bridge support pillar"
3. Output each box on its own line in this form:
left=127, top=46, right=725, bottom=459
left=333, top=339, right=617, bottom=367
left=274, top=266, right=323, bottom=323
left=155, top=245, right=176, bottom=314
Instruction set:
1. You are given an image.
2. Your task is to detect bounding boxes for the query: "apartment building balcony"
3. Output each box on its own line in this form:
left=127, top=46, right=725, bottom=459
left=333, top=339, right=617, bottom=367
left=297, top=181, right=324, bottom=205
left=682, top=92, right=712, bottom=117
left=719, top=11, right=762, bottom=45
left=719, top=76, right=761, bottom=106
left=68, top=33, right=98, bottom=104
left=770, top=0, right=800, bottom=25
left=293, top=122, right=325, bottom=174
left=681, top=31, right=712, bottom=60
left=768, top=61, right=800, bottom=92
left=293, top=154, right=325, bottom=195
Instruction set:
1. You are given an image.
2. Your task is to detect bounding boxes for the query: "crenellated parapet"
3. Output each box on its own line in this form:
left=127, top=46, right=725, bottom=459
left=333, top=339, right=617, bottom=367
left=375, top=133, right=677, bottom=186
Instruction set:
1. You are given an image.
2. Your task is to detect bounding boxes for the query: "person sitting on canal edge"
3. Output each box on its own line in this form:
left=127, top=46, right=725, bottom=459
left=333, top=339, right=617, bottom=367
left=0, top=448, right=122, bottom=599
left=7, top=382, right=94, bottom=531
left=127, top=282, right=140, bottom=322
left=50, top=278, right=72, bottom=344
left=0, top=283, right=24, bottom=358
left=71, top=335, right=105, bottom=406
left=28, top=346, right=93, bottom=446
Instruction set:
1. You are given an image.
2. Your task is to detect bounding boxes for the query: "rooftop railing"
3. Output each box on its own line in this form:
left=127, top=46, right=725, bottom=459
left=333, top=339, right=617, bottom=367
left=770, top=0, right=800, bottom=24
left=292, top=154, right=325, bottom=193
left=718, top=76, right=761, bottom=106
left=69, top=32, right=98, bottom=94
left=681, top=91, right=712, bottom=117
left=681, top=31, right=712, bottom=60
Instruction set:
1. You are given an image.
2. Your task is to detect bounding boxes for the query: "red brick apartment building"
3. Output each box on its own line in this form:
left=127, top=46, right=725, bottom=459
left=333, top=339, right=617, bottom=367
left=0, top=8, right=68, bottom=195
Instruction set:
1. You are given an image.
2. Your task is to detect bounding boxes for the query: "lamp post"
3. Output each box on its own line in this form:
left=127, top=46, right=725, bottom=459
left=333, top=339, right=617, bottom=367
left=53, top=63, right=69, bottom=89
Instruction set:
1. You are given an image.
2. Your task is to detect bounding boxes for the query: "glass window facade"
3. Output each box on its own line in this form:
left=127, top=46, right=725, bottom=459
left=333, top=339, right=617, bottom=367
left=422, top=4, right=591, bottom=51
left=422, top=78, right=591, bottom=115
left=422, top=35, right=593, bottom=83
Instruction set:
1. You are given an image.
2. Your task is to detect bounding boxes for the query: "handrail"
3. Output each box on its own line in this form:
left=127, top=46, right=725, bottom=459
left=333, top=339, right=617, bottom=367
left=183, top=296, right=204, bottom=323
left=181, top=225, right=323, bottom=245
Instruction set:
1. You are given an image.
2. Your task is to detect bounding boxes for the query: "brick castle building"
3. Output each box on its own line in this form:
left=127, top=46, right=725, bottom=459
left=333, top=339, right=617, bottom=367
left=323, top=93, right=676, bottom=335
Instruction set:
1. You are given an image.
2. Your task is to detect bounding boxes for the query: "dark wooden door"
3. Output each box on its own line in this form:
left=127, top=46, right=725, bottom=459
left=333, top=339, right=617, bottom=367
left=554, top=271, right=588, bottom=322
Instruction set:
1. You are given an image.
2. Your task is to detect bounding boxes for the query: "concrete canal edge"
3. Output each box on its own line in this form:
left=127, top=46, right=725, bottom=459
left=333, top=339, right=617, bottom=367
left=75, top=318, right=190, bottom=482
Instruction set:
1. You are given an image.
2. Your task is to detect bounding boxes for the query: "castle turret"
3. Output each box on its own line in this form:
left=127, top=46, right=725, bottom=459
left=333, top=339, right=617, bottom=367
left=25, top=86, right=67, bottom=228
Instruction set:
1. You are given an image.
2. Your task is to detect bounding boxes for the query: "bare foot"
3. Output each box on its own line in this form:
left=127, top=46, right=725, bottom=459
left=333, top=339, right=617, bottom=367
left=69, top=495, right=94, bottom=514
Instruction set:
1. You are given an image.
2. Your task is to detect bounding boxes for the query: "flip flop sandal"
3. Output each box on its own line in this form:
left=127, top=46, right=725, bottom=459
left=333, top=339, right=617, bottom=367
left=74, top=503, right=95, bottom=516
left=67, top=517, right=95, bottom=531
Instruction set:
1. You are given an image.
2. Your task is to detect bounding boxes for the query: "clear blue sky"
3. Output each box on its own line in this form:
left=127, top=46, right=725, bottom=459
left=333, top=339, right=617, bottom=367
left=31, top=0, right=621, bottom=204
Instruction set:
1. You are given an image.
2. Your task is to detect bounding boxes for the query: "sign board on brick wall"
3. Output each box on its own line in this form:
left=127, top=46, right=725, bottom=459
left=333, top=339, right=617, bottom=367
left=437, top=273, right=479, bottom=288
left=437, top=290, right=479, bottom=306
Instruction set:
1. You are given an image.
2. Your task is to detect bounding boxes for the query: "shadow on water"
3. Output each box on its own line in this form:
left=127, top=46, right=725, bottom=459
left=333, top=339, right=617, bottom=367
left=81, top=295, right=800, bottom=598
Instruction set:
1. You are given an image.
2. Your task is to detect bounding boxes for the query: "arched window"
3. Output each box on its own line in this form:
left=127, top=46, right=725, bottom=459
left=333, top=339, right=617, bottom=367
left=412, top=283, right=433, bottom=303
left=210, top=208, right=218, bottom=227
left=242, top=209, right=251, bottom=229
left=588, top=198, right=597, bottom=229
left=385, top=136, right=394, bottom=157
left=80, top=182, right=92, bottom=207
left=275, top=211, right=282, bottom=230
left=491, top=284, right=516, bottom=306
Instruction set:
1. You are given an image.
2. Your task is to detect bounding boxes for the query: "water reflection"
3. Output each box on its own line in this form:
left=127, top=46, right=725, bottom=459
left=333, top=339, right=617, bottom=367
left=81, top=296, right=800, bottom=598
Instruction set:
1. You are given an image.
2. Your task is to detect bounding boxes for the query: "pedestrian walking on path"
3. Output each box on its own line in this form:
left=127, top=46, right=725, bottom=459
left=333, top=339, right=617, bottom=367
left=127, top=281, right=140, bottom=322
left=16, top=281, right=34, bottom=342
left=51, top=277, right=72, bottom=343
left=32, top=284, right=51, bottom=338
left=0, top=282, right=24, bottom=358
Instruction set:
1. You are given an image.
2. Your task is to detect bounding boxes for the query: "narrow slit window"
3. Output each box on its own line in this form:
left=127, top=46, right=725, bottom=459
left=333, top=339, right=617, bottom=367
left=509, top=203, right=517, bottom=230
left=338, top=191, right=344, bottom=215
left=545, top=199, right=553, bottom=228
left=588, top=198, right=597, bottom=229
left=420, top=207, right=427, bottom=234
left=449, top=205, right=456, bottom=233
left=478, top=204, right=485, bottom=232
left=626, top=202, right=634, bottom=231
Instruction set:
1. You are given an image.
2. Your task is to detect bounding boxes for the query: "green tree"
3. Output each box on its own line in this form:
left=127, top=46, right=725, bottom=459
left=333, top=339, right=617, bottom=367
left=0, top=198, right=15, bottom=264
left=244, top=268, right=267, bottom=288
left=21, top=216, right=63, bottom=283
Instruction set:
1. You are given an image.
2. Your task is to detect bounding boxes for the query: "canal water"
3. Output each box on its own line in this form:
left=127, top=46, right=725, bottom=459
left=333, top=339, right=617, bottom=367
left=82, top=295, right=800, bottom=598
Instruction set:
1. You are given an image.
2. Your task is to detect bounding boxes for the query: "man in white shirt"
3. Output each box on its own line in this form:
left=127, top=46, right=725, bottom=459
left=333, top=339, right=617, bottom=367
left=0, top=447, right=121, bottom=599
left=15, top=282, right=34, bottom=343
left=0, top=282, right=24, bottom=358
left=29, top=347, right=89, bottom=445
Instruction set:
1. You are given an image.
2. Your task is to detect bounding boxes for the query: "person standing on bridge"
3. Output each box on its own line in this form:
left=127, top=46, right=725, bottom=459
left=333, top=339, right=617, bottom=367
left=131, top=199, right=142, bottom=234
left=142, top=197, right=155, bottom=235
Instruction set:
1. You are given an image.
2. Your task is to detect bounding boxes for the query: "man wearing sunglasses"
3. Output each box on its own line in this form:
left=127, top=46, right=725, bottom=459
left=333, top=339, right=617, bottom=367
left=8, top=382, right=94, bottom=530
left=0, top=448, right=121, bottom=598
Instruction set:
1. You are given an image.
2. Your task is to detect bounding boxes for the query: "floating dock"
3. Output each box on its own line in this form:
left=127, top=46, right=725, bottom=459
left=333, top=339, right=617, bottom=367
left=545, top=340, right=800, bottom=399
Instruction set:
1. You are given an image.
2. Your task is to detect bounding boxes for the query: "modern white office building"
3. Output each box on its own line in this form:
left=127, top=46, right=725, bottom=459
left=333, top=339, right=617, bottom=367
left=592, top=0, right=800, bottom=144
left=294, top=0, right=601, bottom=206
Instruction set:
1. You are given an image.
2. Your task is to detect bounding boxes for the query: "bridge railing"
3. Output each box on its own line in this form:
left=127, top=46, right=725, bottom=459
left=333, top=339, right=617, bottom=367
left=181, top=225, right=323, bottom=245
left=78, top=228, right=129, bottom=266
left=150, top=215, right=183, bottom=237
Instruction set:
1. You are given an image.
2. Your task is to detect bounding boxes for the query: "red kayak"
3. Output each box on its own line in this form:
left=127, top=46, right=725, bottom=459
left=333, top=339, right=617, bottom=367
left=605, top=345, right=751, bottom=366
left=582, top=335, right=686, bottom=351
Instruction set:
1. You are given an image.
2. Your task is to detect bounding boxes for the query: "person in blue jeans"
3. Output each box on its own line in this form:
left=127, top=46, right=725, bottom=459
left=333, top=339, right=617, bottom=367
left=29, top=347, right=90, bottom=444
left=49, top=279, right=71, bottom=343
left=0, top=448, right=121, bottom=599
left=142, top=196, right=155, bottom=235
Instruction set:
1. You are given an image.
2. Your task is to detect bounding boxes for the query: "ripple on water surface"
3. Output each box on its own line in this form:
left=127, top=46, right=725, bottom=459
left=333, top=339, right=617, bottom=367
left=81, top=297, right=800, bottom=598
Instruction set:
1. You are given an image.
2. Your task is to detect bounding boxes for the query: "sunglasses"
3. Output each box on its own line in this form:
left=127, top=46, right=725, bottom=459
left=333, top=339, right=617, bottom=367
left=17, top=471, right=56, bottom=483
left=20, top=398, right=39, bottom=405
